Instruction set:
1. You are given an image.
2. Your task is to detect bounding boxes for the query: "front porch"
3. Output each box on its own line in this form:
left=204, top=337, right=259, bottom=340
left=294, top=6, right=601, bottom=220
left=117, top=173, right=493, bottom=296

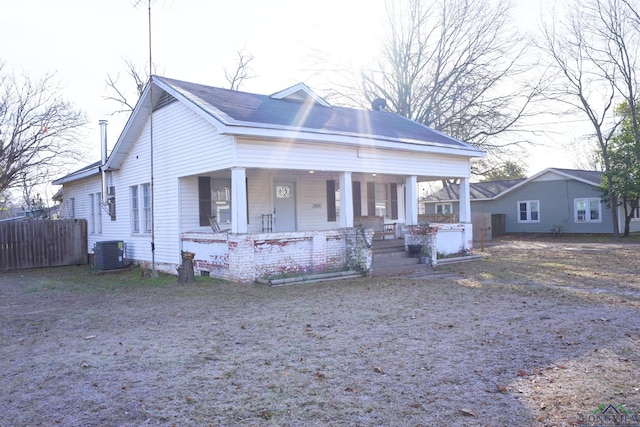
left=181, top=222, right=473, bottom=283
left=178, top=166, right=475, bottom=283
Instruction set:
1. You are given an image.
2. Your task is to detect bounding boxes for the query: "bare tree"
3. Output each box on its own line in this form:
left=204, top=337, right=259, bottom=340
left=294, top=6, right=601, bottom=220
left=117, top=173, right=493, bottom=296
left=587, top=0, right=640, bottom=156
left=104, top=58, right=148, bottom=115
left=542, top=0, right=640, bottom=239
left=224, top=48, right=256, bottom=91
left=359, top=0, right=546, bottom=155
left=105, top=49, right=257, bottom=117
left=0, top=62, right=86, bottom=197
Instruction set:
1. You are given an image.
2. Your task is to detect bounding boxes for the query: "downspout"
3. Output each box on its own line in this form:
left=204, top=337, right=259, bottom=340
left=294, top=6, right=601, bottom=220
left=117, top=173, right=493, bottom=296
left=99, top=120, right=108, bottom=204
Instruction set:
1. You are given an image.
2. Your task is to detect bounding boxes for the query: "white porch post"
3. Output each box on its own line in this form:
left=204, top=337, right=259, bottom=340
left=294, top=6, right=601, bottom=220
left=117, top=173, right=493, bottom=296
left=459, top=177, right=471, bottom=223
left=339, top=171, right=354, bottom=227
left=405, top=175, right=418, bottom=225
left=231, top=167, right=248, bottom=233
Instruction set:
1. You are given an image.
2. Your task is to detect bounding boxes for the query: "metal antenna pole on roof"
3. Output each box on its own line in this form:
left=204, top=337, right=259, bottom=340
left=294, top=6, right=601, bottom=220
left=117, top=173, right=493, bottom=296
left=148, top=0, right=158, bottom=278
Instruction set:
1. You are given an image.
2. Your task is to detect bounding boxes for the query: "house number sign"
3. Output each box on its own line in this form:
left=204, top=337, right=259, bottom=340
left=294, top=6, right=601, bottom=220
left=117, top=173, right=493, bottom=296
left=276, top=185, right=292, bottom=198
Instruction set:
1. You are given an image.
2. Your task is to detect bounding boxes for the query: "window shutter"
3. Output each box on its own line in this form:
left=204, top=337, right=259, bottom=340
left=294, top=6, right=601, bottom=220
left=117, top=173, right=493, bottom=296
left=326, top=180, right=336, bottom=222
left=198, top=176, right=211, bottom=226
left=390, top=183, right=398, bottom=220
left=352, top=181, right=361, bottom=218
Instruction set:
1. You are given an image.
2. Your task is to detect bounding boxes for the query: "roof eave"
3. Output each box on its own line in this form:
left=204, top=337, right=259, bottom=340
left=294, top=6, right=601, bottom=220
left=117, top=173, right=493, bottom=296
left=226, top=124, right=486, bottom=158
left=52, top=167, right=100, bottom=185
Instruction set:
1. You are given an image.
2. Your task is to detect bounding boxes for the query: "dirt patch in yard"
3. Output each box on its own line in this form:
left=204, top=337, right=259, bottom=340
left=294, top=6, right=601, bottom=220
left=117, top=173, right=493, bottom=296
left=1, top=235, right=639, bottom=426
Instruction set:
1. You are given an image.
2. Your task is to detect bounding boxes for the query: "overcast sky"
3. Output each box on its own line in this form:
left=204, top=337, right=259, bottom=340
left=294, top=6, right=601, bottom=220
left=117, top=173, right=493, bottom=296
left=1, top=0, right=580, bottom=176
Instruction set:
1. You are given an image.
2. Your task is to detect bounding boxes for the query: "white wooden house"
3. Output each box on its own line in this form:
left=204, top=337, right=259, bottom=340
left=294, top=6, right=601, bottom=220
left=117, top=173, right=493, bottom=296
left=53, top=76, right=485, bottom=283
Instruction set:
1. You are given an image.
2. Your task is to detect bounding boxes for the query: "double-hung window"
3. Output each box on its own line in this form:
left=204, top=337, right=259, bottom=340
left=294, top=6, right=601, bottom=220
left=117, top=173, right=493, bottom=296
left=436, top=203, right=453, bottom=215
left=131, top=184, right=151, bottom=233
left=131, top=185, right=140, bottom=233
left=518, top=200, right=540, bottom=223
left=575, top=198, right=601, bottom=222
left=142, top=183, right=151, bottom=233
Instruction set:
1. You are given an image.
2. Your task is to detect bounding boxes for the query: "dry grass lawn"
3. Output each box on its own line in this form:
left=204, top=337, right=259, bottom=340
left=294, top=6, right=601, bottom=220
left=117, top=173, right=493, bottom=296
left=1, top=235, right=639, bottom=426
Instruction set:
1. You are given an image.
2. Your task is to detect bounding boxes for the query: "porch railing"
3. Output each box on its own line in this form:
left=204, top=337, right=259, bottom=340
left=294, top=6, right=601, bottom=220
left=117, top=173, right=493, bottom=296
left=419, top=214, right=457, bottom=224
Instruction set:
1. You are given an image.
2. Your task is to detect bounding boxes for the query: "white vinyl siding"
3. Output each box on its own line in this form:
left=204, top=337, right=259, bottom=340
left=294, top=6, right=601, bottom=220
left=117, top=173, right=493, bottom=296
left=235, top=139, right=472, bottom=178
left=89, top=194, right=94, bottom=233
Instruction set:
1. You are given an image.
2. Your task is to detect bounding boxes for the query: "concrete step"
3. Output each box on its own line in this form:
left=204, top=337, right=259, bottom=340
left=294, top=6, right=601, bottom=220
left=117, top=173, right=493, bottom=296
left=371, top=240, right=431, bottom=277
left=256, top=270, right=363, bottom=286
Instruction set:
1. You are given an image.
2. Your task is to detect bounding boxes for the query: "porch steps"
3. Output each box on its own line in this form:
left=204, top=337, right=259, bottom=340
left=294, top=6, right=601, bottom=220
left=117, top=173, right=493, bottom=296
left=371, top=239, right=430, bottom=277
left=256, top=270, right=363, bottom=286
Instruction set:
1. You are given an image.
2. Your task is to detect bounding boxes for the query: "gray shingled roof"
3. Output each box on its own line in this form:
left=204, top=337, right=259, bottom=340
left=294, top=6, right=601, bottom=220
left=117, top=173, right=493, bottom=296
left=424, top=168, right=603, bottom=202
left=425, top=179, right=525, bottom=201
left=158, top=76, right=471, bottom=148
left=553, top=168, right=602, bottom=184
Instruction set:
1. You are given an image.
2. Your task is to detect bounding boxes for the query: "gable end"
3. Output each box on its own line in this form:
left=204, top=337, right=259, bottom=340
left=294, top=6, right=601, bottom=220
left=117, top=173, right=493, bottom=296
left=154, top=91, right=178, bottom=112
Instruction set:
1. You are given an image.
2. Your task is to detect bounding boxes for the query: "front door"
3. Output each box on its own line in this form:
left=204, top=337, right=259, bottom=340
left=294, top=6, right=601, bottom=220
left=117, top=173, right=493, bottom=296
left=273, top=181, right=296, bottom=232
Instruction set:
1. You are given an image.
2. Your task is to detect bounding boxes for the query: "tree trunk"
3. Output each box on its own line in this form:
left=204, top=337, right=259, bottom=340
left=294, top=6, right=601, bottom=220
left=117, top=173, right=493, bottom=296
left=177, top=251, right=195, bottom=284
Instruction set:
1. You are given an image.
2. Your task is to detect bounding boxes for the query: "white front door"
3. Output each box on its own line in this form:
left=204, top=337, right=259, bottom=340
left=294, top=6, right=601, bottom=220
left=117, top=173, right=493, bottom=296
left=273, top=181, right=296, bottom=232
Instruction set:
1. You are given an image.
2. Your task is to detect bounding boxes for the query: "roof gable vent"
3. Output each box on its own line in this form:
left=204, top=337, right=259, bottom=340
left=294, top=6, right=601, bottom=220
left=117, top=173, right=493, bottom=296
left=153, top=91, right=178, bottom=112
left=270, top=83, right=331, bottom=107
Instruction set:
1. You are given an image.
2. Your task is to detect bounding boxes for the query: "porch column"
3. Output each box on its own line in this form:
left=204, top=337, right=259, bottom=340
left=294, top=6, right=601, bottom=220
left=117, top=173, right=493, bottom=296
left=339, top=172, right=354, bottom=227
left=459, top=177, right=471, bottom=223
left=231, top=167, right=248, bottom=233
left=405, top=175, right=418, bottom=225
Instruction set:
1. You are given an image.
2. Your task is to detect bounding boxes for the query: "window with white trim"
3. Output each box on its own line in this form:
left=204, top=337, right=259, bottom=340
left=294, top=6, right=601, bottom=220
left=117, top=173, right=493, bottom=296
left=130, top=184, right=151, bottom=233
left=436, top=203, right=453, bottom=215
left=142, top=183, right=151, bottom=233
left=212, top=178, right=231, bottom=225
left=575, top=198, right=601, bottom=222
left=130, top=185, right=140, bottom=233
left=517, top=200, right=540, bottom=223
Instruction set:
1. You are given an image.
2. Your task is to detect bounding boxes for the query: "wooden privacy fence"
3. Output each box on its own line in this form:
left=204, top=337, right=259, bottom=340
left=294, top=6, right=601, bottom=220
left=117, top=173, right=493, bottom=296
left=0, top=219, right=87, bottom=270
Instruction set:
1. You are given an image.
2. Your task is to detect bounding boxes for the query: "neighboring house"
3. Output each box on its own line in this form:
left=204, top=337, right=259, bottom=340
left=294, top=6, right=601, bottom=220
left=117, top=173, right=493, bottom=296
left=53, top=76, right=484, bottom=282
left=424, top=168, right=640, bottom=235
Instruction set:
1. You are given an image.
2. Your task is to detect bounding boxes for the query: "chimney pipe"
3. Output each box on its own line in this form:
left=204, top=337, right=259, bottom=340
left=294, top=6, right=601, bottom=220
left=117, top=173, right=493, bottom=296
left=99, top=120, right=108, bottom=204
